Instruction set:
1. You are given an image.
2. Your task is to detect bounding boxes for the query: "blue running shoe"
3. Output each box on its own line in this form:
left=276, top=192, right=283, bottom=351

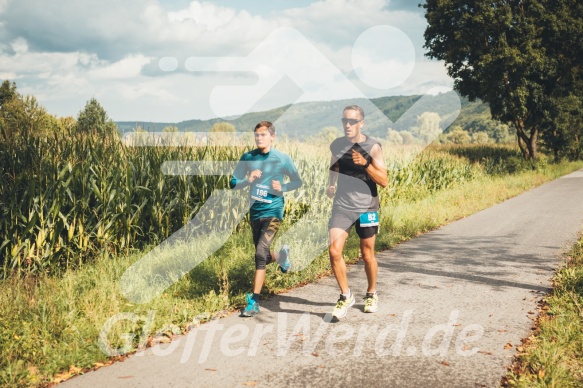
left=278, top=245, right=291, bottom=273
left=241, top=293, right=259, bottom=317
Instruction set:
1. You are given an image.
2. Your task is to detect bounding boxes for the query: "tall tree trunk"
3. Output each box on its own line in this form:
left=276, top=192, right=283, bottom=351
left=517, top=134, right=528, bottom=159
left=514, top=118, right=538, bottom=160
left=528, top=126, right=538, bottom=161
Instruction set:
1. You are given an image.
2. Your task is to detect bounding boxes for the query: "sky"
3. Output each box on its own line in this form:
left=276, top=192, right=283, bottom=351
left=0, top=0, right=453, bottom=123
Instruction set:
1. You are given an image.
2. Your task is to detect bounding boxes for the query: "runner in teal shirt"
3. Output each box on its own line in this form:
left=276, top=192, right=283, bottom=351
left=230, top=121, right=302, bottom=317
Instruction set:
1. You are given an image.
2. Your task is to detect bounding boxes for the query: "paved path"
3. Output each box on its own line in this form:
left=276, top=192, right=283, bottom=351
left=62, top=169, right=583, bottom=387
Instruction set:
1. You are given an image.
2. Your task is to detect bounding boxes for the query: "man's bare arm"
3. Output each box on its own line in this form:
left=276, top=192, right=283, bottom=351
left=327, top=155, right=339, bottom=198
left=366, top=144, right=388, bottom=187
left=351, top=144, right=387, bottom=188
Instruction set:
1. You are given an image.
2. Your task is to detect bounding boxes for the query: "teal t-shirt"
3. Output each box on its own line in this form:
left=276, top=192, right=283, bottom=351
left=229, top=148, right=302, bottom=221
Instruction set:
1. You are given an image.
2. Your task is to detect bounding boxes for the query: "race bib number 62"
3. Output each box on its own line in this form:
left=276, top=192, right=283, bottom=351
left=359, top=211, right=379, bottom=227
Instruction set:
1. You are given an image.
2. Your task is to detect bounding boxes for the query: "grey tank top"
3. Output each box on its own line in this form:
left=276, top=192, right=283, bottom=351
left=329, top=135, right=381, bottom=213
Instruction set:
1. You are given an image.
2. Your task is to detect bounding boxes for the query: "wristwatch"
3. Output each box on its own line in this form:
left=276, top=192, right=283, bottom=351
left=363, top=160, right=370, bottom=168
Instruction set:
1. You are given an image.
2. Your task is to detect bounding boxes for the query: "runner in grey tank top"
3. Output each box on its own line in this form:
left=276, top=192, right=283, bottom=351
left=326, top=105, right=388, bottom=320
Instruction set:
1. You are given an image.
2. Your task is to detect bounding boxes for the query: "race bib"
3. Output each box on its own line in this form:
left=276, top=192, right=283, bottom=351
left=251, top=183, right=272, bottom=203
left=359, top=211, right=379, bottom=227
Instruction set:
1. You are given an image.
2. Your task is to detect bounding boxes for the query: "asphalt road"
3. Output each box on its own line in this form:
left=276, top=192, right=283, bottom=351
left=62, top=169, right=583, bottom=388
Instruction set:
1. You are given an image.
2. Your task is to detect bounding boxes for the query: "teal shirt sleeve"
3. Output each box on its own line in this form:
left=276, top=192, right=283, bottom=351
left=281, top=154, right=302, bottom=192
left=229, top=154, right=250, bottom=190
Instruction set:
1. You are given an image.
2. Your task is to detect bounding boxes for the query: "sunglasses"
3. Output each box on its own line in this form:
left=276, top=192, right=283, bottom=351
left=341, top=118, right=363, bottom=126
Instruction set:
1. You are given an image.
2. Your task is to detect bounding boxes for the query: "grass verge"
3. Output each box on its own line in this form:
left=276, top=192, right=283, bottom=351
left=1, top=160, right=582, bottom=387
left=504, top=233, right=583, bottom=386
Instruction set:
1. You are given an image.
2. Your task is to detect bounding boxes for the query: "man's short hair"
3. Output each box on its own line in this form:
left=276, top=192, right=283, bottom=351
left=343, top=105, right=365, bottom=120
left=254, top=121, right=275, bottom=135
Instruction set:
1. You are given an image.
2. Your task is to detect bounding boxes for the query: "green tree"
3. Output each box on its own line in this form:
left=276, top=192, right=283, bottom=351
left=0, top=80, right=19, bottom=141
left=400, top=131, right=415, bottom=145
left=488, top=121, right=514, bottom=144
left=537, top=2, right=583, bottom=160
left=0, top=80, right=18, bottom=108
left=423, top=1, right=583, bottom=160
left=210, top=122, right=236, bottom=133
left=540, top=94, right=583, bottom=161
left=0, top=81, right=53, bottom=142
left=208, top=121, right=236, bottom=146
left=472, top=132, right=489, bottom=145
left=446, top=126, right=471, bottom=144
left=411, top=112, right=441, bottom=144
left=387, top=129, right=403, bottom=145
left=76, top=98, right=116, bottom=134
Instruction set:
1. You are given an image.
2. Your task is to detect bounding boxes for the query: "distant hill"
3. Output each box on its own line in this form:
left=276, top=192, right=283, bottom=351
left=116, top=92, right=497, bottom=139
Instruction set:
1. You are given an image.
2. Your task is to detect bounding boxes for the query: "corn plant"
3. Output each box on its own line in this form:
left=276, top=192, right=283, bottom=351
left=1, top=125, right=506, bottom=277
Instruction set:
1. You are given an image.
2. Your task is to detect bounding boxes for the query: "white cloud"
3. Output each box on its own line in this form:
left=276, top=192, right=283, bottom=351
left=77, top=52, right=99, bottom=67
left=0, top=0, right=10, bottom=13
left=89, top=55, right=152, bottom=79
left=114, top=81, right=184, bottom=106
left=281, top=0, right=423, bottom=49
left=10, top=37, right=27, bottom=54
left=168, top=2, right=237, bottom=31
left=357, top=59, right=454, bottom=97
left=0, top=51, right=79, bottom=77
left=0, top=0, right=452, bottom=121
left=0, top=71, right=17, bottom=79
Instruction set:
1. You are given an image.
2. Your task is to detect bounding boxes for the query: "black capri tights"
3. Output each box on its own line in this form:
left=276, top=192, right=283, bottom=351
left=251, top=217, right=281, bottom=270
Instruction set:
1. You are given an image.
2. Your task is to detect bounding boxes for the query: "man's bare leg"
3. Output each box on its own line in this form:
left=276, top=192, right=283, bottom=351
left=329, top=228, right=350, bottom=294
left=360, top=235, right=378, bottom=293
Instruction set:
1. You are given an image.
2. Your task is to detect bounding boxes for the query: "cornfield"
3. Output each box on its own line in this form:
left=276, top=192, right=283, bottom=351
left=1, top=127, right=496, bottom=277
